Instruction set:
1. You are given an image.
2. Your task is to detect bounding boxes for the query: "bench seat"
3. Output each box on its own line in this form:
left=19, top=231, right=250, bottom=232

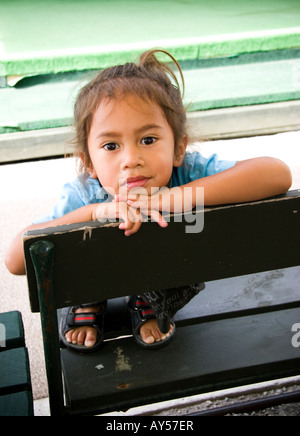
left=61, top=298, right=300, bottom=415
left=0, top=312, right=33, bottom=416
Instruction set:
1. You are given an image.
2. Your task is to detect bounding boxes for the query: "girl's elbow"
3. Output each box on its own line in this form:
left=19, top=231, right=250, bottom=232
left=277, top=160, right=293, bottom=193
left=261, top=157, right=292, bottom=194
left=4, top=252, right=25, bottom=276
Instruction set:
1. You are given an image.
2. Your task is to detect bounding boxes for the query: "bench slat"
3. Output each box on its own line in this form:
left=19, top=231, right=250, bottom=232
left=0, top=348, right=32, bottom=396
left=61, top=307, right=300, bottom=415
left=0, top=391, right=34, bottom=417
left=0, top=311, right=25, bottom=351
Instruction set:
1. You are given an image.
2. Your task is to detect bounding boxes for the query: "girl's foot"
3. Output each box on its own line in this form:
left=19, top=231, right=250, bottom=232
left=59, top=302, right=106, bottom=353
left=66, top=307, right=173, bottom=347
left=60, top=299, right=175, bottom=352
left=139, top=319, right=174, bottom=344
left=65, top=306, right=101, bottom=347
left=128, top=295, right=176, bottom=349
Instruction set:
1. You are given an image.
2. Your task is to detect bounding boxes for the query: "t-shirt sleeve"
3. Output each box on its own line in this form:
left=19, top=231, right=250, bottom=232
left=33, top=181, right=85, bottom=224
left=203, top=153, right=237, bottom=177
left=171, top=151, right=237, bottom=187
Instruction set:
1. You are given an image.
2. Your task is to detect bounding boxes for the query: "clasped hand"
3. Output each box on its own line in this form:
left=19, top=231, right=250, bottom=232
left=94, top=187, right=190, bottom=236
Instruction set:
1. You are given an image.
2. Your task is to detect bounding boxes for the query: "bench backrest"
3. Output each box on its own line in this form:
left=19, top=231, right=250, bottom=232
left=23, top=190, right=300, bottom=415
left=24, top=190, right=300, bottom=313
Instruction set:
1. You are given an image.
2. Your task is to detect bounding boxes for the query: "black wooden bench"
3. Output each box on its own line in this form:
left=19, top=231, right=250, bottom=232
left=0, top=311, right=34, bottom=416
left=23, top=190, right=300, bottom=416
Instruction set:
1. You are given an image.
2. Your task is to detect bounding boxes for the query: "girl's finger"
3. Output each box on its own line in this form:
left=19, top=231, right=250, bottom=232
left=124, top=219, right=142, bottom=237
left=115, top=194, right=139, bottom=202
left=118, top=205, right=142, bottom=230
left=127, top=199, right=148, bottom=210
left=149, top=209, right=168, bottom=228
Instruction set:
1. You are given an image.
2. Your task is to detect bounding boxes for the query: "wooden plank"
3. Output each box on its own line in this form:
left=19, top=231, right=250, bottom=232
left=61, top=307, right=300, bottom=415
left=0, top=348, right=32, bottom=395
left=24, top=191, right=300, bottom=313
left=0, top=391, right=34, bottom=416
left=0, top=311, right=25, bottom=351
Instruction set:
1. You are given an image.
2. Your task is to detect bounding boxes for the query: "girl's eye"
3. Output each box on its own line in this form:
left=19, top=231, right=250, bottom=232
left=103, top=143, right=119, bottom=151
left=141, top=136, right=156, bottom=146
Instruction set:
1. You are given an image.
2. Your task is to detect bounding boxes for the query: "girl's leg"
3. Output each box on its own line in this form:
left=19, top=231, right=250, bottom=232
left=141, top=283, right=205, bottom=333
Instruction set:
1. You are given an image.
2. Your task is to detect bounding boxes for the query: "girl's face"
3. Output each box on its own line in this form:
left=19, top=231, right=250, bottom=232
left=86, top=94, right=187, bottom=195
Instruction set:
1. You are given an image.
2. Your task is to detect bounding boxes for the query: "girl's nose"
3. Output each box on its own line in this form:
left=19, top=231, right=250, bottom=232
left=121, top=144, right=144, bottom=169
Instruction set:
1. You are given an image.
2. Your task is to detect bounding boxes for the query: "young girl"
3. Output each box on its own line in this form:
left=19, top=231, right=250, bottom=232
left=5, top=49, right=292, bottom=352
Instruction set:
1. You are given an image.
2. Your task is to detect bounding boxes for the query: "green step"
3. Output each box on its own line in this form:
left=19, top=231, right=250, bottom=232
left=1, top=49, right=300, bottom=134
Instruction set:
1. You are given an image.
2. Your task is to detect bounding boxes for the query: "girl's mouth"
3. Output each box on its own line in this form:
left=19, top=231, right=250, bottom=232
left=125, top=176, right=150, bottom=190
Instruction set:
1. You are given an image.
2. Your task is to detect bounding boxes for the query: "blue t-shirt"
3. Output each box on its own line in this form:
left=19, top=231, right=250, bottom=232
left=35, top=151, right=236, bottom=223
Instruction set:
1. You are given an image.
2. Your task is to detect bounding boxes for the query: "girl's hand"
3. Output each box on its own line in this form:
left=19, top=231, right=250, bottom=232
left=92, top=200, right=167, bottom=236
left=115, top=187, right=194, bottom=232
left=92, top=201, right=141, bottom=236
left=114, top=191, right=170, bottom=231
left=116, top=186, right=192, bottom=215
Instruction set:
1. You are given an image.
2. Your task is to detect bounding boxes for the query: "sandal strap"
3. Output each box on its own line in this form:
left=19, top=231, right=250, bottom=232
left=128, top=295, right=157, bottom=340
left=66, top=302, right=107, bottom=328
left=67, top=312, right=100, bottom=328
left=135, top=298, right=155, bottom=320
left=130, top=296, right=156, bottom=321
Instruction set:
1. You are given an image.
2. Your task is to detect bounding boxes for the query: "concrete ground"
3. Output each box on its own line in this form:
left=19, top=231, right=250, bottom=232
left=0, top=130, right=299, bottom=414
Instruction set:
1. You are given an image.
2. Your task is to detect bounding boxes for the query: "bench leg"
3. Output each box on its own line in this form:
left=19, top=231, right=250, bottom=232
left=29, top=240, right=64, bottom=416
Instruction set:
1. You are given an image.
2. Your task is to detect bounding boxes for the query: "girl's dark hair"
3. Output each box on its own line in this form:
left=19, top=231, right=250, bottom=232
left=73, top=49, right=187, bottom=171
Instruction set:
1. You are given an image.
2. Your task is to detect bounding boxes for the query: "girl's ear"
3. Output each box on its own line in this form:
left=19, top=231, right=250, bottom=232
left=173, top=135, right=188, bottom=167
left=80, top=152, right=97, bottom=178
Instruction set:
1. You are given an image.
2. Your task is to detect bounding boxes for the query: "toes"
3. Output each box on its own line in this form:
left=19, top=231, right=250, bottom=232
left=143, top=334, right=156, bottom=345
left=65, top=330, right=73, bottom=343
left=65, top=329, right=78, bottom=344
left=139, top=324, right=156, bottom=344
left=65, top=327, right=97, bottom=347
left=140, top=320, right=172, bottom=345
left=84, top=328, right=97, bottom=347
left=76, top=330, right=86, bottom=346
left=71, top=329, right=80, bottom=345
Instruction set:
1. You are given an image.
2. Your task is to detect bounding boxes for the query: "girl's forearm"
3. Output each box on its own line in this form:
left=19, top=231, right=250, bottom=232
left=120, top=157, right=292, bottom=215
left=189, top=157, right=292, bottom=207
left=5, top=204, right=97, bottom=276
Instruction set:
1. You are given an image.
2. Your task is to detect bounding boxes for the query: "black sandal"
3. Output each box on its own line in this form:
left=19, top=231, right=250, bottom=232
left=59, top=301, right=106, bottom=353
left=128, top=295, right=176, bottom=350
